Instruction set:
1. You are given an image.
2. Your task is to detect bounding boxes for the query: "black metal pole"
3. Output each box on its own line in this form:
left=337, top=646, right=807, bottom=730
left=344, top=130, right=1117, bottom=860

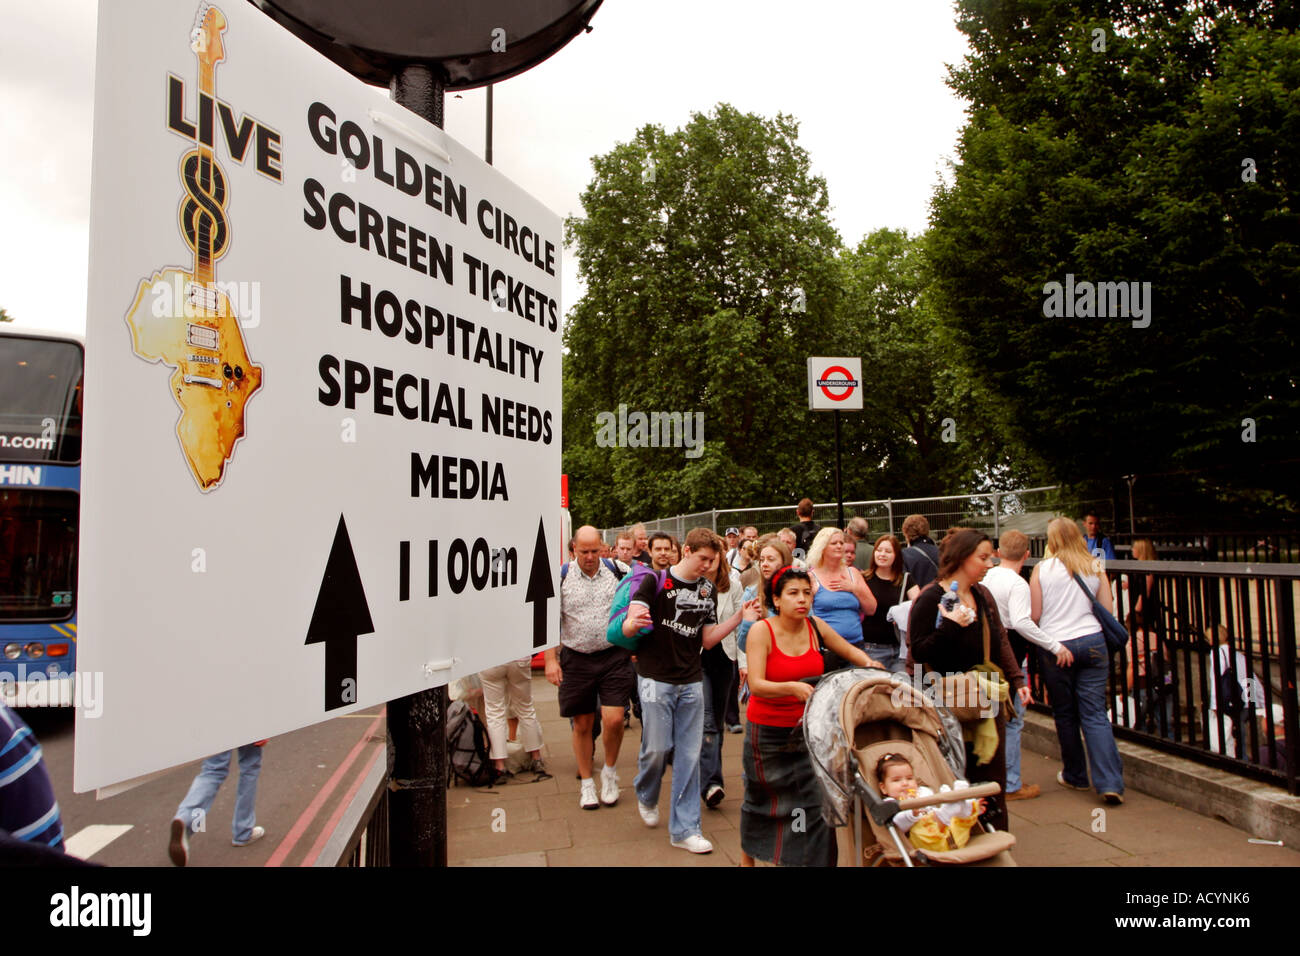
left=1126, top=475, right=1137, bottom=536
left=485, top=83, right=494, bottom=165
left=834, top=409, right=844, bottom=530
left=387, top=61, right=449, bottom=867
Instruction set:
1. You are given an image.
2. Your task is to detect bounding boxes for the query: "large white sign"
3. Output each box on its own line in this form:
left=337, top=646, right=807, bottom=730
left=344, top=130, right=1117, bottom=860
left=76, top=1, right=560, bottom=791
left=806, top=357, right=863, bottom=411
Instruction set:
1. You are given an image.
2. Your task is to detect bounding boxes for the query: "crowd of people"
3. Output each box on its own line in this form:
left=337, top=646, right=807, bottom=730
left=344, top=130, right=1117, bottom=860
left=544, top=503, right=1135, bottom=864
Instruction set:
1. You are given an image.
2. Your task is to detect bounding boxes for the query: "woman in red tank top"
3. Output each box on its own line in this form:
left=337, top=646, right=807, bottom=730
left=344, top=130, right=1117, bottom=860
left=741, top=566, right=877, bottom=866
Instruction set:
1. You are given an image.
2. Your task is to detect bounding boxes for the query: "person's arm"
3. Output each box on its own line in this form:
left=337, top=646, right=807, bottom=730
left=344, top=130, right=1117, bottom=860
left=814, top=617, right=881, bottom=668
left=622, top=571, right=660, bottom=637
left=702, top=604, right=743, bottom=649
left=849, top=567, right=877, bottom=615
left=623, top=603, right=652, bottom=636
left=1096, top=573, right=1115, bottom=616
left=747, top=624, right=813, bottom=701
left=907, top=587, right=961, bottom=664
left=1008, top=579, right=1071, bottom=666
left=1029, top=564, right=1043, bottom=624
left=543, top=646, right=562, bottom=687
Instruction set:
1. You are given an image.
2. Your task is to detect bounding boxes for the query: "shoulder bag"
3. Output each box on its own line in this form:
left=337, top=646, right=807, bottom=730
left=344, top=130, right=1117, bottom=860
left=1071, top=572, right=1128, bottom=655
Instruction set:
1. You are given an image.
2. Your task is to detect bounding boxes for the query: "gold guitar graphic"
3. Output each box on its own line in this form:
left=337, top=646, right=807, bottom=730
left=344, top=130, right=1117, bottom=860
left=124, top=3, right=262, bottom=491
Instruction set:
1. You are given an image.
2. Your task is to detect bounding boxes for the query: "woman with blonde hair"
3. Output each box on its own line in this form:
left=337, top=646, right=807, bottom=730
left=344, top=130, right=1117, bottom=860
left=807, top=526, right=876, bottom=670
left=1127, top=539, right=1169, bottom=734
left=1030, top=517, right=1124, bottom=804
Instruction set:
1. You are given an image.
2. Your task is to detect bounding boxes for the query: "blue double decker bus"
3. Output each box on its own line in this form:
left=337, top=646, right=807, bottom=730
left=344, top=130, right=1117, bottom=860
left=0, top=326, right=82, bottom=707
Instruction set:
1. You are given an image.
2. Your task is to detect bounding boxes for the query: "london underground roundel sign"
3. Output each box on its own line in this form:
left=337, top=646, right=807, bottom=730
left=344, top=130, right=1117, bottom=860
left=807, top=357, right=863, bottom=411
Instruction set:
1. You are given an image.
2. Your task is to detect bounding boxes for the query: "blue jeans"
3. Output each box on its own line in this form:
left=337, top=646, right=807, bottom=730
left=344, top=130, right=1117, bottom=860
left=862, top=643, right=906, bottom=675
left=635, top=677, right=704, bottom=841
left=699, top=648, right=731, bottom=795
left=1039, top=633, right=1124, bottom=795
left=175, top=746, right=263, bottom=843
left=1005, top=688, right=1026, bottom=793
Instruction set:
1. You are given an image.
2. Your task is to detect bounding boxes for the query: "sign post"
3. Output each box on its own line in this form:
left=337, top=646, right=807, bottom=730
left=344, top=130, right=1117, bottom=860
left=807, top=357, right=863, bottom=529
left=76, top=1, right=564, bottom=824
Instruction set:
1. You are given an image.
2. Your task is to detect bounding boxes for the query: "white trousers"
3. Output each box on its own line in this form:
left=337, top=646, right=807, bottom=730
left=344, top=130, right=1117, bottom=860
left=478, top=658, right=544, bottom=760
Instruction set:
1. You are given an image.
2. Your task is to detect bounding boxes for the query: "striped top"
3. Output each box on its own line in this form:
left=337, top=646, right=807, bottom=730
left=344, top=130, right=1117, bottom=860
left=0, top=702, right=65, bottom=850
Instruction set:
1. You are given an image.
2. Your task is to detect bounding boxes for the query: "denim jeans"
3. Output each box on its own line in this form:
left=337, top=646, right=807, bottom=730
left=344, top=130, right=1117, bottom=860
left=175, top=745, right=263, bottom=843
left=1005, top=688, right=1026, bottom=793
left=699, top=648, right=732, bottom=795
left=635, top=677, right=705, bottom=841
left=1039, top=633, right=1124, bottom=795
left=862, top=643, right=906, bottom=675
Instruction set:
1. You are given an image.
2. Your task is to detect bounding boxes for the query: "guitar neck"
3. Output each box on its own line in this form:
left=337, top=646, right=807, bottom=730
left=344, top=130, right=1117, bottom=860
left=193, top=60, right=217, bottom=287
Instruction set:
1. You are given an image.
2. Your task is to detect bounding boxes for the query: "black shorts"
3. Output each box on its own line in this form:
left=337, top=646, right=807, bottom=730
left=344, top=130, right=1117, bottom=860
left=558, top=645, right=637, bottom=718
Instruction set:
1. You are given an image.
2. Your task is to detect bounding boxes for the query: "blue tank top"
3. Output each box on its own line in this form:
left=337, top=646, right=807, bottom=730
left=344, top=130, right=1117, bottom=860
left=811, top=571, right=864, bottom=645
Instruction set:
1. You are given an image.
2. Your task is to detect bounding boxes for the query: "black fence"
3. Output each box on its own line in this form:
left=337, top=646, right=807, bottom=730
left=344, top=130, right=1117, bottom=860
left=317, top=751, right=390, bottom=867
left=1023, top=558, right=1300, bottom=795
left=1026, top=531, right=1300, bottom=563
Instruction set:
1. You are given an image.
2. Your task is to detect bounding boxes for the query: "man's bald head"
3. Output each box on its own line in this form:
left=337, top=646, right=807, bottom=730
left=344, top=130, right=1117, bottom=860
left=574, top=526, right=604, bottom=576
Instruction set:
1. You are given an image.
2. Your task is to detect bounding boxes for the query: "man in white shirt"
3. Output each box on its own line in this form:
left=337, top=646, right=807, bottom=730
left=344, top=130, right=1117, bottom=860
left=545, top=525, right=636, bottom=810
left=983, top=530, right=1074, bottom=801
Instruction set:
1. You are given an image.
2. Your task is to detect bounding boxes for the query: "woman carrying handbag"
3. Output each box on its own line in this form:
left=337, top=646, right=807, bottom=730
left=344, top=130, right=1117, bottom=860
left=907, top=529, right=1029, bottom=833
left=1029, top=518, right=1125, bottom=805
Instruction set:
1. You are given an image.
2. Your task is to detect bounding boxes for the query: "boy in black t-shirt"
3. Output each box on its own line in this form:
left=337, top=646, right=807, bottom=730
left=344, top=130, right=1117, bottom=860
left=623, top=527, right=750, bottom=854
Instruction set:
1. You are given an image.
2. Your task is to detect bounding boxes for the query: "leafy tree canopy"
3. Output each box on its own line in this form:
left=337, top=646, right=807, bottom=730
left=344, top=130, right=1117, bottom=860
left=929, top=1, right=1300, bottom=511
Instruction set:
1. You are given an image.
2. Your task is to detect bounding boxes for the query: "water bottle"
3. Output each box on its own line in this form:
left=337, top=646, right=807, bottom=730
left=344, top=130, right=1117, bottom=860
left=937, top=581, right=960, bottom=626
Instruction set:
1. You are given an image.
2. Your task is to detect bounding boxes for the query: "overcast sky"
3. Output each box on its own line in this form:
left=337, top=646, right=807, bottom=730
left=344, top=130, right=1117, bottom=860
left=0, top=0, right=972, bottom=336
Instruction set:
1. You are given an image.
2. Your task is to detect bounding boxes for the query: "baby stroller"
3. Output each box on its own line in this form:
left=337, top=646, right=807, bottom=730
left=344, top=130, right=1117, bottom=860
left=804, top=669, right=1016, bottom=866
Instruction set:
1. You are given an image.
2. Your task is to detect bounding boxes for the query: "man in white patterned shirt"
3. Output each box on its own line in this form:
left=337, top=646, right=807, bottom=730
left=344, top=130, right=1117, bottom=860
left=544, top=525, right=636, bottom=810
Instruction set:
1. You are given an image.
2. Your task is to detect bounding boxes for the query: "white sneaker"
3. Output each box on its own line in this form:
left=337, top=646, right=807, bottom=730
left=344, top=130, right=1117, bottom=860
left=232, top=825, right=265, bottom=847
left=637, top=801, right=660, bottom=827
left=671, top=834, right=713, bottom=854
left=579, top=778, right=599, bottom=810
left=600, top=765, right=620, bottom=806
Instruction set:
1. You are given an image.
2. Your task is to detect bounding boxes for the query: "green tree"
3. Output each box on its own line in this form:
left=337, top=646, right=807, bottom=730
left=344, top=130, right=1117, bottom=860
left=928, top=1, right=1300, bottom=511
left=563, top=105, right=846, bottom=527
left=837, top=228, right=1045, bottom=499
left=0, top=308, right=13, bottom=323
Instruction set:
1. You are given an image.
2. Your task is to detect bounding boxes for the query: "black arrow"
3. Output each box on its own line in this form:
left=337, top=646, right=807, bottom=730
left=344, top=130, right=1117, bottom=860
left=305, top=514, right=375, bottom=711
left=524, top=516, right=555, bottom=648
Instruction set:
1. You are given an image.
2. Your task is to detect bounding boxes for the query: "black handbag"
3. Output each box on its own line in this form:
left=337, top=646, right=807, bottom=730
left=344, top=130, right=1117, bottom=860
left=1071, top=573, right=1128, bottom=655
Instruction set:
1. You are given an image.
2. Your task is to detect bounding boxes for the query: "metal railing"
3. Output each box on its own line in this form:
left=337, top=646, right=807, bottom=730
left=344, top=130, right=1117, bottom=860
left=1107, top=531, right=1300, bottom=564
left=316, top=749, right=390, bottom=867
left=1022, top=558, right=1300, bottom=795
left=603, top=485, right=1074, bottom=543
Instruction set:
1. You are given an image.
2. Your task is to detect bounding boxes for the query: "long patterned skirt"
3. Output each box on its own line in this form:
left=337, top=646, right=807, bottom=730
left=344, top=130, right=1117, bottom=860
left=740, top=720, right=832, bottom=866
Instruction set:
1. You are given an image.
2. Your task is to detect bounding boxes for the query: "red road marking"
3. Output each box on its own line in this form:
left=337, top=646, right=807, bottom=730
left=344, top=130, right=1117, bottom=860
left=264, top=709, right=385, bottom=867
left=300, top=739, right=385, bottom=866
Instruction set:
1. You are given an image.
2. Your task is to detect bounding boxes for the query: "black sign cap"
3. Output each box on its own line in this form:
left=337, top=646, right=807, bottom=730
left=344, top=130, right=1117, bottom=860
left=252, top=0, right=603, bottom=89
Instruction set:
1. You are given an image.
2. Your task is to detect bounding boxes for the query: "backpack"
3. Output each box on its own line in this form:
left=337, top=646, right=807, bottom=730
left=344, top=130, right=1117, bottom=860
left=560, top=558, right=626, bottom=581
left=606, top=564, right=669, bottom=650
left=446, top=699, right=495, bottom=787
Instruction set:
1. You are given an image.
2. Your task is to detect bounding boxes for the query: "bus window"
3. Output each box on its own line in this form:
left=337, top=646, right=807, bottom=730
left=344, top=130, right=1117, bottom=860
left=0, top=489, right=78, bottom=621
left=0, top=337, right=83, bottom=463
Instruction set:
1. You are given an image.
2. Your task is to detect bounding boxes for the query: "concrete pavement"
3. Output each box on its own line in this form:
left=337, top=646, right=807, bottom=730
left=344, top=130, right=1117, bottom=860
left=449, top=674, right=1300, bottom=866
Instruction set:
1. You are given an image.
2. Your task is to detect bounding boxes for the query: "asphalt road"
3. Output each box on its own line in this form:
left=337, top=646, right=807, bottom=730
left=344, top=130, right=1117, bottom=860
left=23, top=703, right=387, bottom=867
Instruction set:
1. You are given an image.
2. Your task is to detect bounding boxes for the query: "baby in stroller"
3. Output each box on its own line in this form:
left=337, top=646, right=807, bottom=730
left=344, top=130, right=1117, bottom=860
left=877, top=752, right=985, bottom=852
